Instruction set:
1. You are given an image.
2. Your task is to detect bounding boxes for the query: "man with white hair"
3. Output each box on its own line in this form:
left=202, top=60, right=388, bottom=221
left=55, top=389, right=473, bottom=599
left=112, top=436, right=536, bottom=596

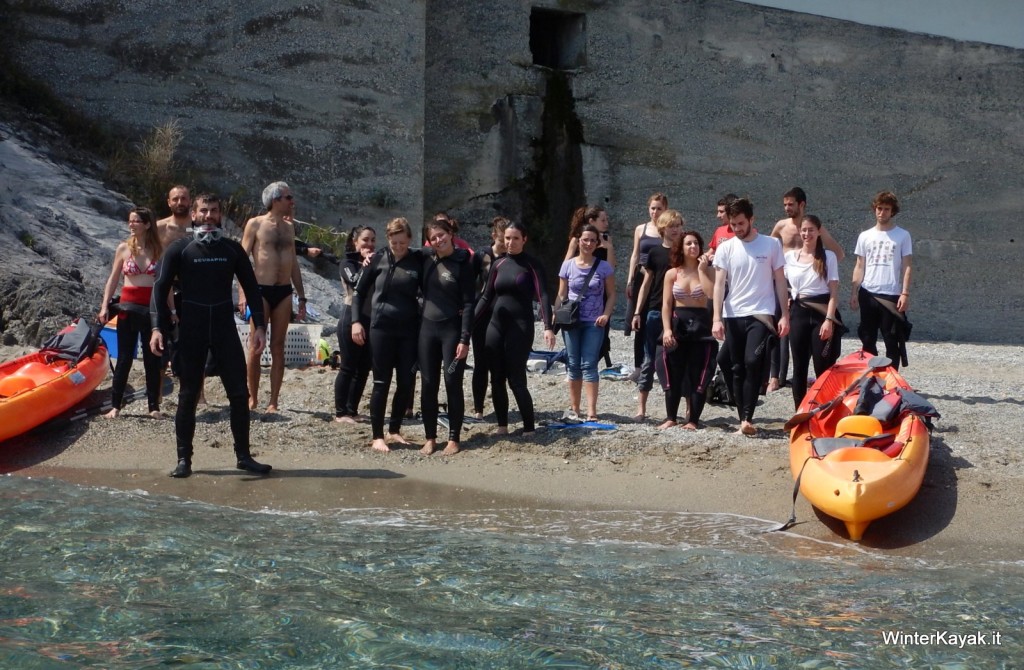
left=238, top=181, right=307, bottom=412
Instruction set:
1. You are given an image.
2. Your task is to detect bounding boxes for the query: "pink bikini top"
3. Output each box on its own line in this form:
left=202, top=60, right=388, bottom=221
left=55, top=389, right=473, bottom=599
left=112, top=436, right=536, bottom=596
left=123, top=254, right=158, bottom=276
left=672, top=281, right=705, bottom=301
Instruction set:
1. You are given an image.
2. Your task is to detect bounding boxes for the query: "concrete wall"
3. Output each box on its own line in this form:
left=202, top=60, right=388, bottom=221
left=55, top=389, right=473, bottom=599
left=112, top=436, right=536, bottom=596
left=6, top=0, right=425, bottom=227
left=424, top=0, right=1024, bottom=342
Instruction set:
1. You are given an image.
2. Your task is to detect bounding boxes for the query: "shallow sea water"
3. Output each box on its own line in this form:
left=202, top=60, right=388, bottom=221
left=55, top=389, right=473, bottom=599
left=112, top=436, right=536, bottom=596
left=0, top=476, right=1019, bottom=669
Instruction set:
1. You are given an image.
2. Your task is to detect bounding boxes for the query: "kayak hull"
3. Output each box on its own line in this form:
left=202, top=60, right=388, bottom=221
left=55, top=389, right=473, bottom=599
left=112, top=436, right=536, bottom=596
left=788, top=350, right=930, bottom=541
left=0, top=346, right=109, bottom=443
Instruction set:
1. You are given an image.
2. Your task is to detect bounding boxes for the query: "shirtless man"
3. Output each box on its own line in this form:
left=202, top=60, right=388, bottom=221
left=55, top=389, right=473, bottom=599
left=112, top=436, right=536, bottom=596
left=770, top=187, right=844, bottom=259
left=156, top=185, right=192, bottom=246
left=767, top=187, right=845, bottom=392
left=239, top=181, right=307, bottom=412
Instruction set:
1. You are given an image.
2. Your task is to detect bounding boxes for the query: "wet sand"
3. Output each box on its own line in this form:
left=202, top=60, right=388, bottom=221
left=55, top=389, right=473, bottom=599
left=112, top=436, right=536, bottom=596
left=4, top=338, right=1022, bottom=562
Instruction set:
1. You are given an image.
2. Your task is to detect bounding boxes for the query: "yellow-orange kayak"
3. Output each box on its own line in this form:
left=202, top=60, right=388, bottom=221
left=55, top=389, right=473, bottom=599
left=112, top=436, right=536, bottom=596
left=788, top=350, right=931, bottom=541
left=0, top=337, right=109, bottom=443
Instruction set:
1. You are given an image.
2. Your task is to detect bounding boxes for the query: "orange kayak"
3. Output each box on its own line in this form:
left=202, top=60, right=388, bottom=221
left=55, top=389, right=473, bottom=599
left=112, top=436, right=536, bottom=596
left=0, top=338, right=109, bottom=443
left=788, top=350, right=931, bottom=541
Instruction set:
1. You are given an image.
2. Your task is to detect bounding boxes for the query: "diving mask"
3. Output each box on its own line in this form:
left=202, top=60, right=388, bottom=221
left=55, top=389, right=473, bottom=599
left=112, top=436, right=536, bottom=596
left=192, top=225, right=223, bottom=245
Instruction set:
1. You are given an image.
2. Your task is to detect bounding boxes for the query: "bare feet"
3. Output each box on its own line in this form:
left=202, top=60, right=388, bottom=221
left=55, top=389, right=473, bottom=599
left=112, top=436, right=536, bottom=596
left=248, top=398, right=257, bottom=410
left=657, top=419, right=677, bottom=430
left=149, top=410, right=164, bottom=419
left=420, top=439, right=437, bottom=455
left=266, top=404, right=278, bottom=414
left=334, top=415, right=358, bottom=424
left=586, top=415, right=599, bottom=422
left=473, top=411, right=484, bottom=420
left=494, top=426, right=509, bottom=435
left=682, top=422, right=698, bottom=431
left=766, top=377, right=781, bottom=393
left=386, top=433, right=409, bottom=445
left=102, top=408, right=120, bottom=419
left=371, top=438, right=390, bottom=452
left=633, top=414, right=647, bottom=423
left=442, top=441, right=460, bottom=455
left=739, top=421, right=758, bottom=436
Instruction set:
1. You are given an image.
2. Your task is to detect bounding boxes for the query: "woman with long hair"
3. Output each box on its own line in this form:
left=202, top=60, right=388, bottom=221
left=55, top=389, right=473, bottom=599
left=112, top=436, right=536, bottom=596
left=98, top=207, right=164, bottom=418
left=471, top=216, right=508, bottom=419
left=556, top=224, right=616, bottom=421
left=419, top=218, right=476, bottom=455
left=474, top=221, right=556, bottom=434
left=660, top=229, right=717, bottom=429
left=565, top=205, right=615, bottom=368
left=351, top=218, right=422, bottom=451
left=785, top=214, right=842, bottom=408
left=333, top=225, right=376, bottom=423
left=564, top=205, right=616, bottom=267
left=625, top=193, right=668, bottom=369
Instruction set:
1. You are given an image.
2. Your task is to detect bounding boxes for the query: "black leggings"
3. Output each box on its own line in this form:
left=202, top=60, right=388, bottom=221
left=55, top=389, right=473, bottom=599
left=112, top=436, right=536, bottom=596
left=486, top=315, right=536, bottom=431
left=419, top=317, right=466, bottom=442
left=857, top=287, right=903, bottom=370
left=471, top=316, right=489, bottom=415
left=664, top=307, right=718, bottom=424
left=175, top=303, right=251, bottom=461
left=789, top=298, right=842, bottom=408
left=333, top=308, right=371, bottom=418
left=368, top=327, right=418, bottom=440
left=724, top=316, right=773, bottom=423
left=110, top=307, right=162, bottom=412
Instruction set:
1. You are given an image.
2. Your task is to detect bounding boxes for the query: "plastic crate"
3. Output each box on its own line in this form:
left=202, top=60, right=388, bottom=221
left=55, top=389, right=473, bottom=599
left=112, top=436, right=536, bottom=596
left=100, top=319, right=140, bottom=360
left=236, top=324, right=322, bottom=366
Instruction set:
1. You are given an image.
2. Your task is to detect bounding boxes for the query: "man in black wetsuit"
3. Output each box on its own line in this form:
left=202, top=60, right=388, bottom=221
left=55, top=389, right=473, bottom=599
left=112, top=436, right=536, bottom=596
left=150, top=194, right=272, bottom=478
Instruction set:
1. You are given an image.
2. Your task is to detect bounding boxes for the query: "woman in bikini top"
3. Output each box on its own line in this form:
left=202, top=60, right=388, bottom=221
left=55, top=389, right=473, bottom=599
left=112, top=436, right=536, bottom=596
left=97, top=207, right=165, bottom=419
left=101, top=208, right=163, bottom=318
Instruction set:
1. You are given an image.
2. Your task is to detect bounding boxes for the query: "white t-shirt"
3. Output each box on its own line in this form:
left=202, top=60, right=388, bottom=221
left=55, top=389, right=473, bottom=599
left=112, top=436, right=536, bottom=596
left=854, top=226, right=912, bottom=295
left=785, top=249, right=839, bottom=298
left=713, top=233, right=784, bottom=317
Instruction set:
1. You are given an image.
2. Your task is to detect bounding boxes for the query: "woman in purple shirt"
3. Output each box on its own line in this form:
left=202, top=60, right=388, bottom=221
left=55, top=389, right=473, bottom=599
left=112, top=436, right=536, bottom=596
left=556, top=225, right=616, bottom=421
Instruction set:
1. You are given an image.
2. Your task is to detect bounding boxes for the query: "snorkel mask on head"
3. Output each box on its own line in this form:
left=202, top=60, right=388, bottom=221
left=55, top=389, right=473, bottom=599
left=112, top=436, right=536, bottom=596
left=192, top=224, right=223, bottom=245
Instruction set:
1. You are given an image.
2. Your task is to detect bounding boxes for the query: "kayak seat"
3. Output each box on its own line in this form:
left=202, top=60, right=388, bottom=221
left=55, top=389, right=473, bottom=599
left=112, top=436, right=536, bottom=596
left=835, top=415, right=883, bottom=439
left=0, top=374, right=37, bottom=397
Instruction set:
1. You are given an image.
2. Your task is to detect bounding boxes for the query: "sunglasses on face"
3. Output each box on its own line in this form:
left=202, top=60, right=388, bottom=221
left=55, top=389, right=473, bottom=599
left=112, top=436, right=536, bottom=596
left=275, top=194, right=294, bottom=201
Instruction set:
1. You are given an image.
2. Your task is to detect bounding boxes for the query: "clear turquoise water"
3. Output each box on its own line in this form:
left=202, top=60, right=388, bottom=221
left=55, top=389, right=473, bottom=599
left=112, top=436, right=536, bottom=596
left=0, top=476, right=1019, bottom=669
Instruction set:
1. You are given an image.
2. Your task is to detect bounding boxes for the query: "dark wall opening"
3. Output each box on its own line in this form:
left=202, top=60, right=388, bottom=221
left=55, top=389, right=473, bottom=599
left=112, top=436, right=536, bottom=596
left=529, top=7, right=586, bottom=70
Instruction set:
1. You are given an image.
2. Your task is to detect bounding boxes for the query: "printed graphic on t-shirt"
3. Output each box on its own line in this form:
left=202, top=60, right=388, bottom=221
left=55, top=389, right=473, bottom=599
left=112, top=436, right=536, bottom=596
left=864, top=239, right=896, bottom=267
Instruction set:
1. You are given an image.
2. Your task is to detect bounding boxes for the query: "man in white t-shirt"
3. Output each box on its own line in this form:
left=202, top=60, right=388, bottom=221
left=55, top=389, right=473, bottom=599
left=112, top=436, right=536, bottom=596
left=712, top=198, right=790, bottom=436
left=850, top=191, right=913, bottom=369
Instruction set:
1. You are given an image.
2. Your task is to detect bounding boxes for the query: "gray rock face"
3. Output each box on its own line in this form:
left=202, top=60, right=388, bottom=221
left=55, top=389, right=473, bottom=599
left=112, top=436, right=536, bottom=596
left=5, top=0, right=425, bottom=228
left=0, top=118, right=344, bottom=346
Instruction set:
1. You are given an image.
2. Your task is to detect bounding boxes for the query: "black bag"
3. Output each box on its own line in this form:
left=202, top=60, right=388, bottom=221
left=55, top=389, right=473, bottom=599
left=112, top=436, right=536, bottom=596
left=553, top=301, right=580, bottom=330
left=554, top=260, right=601, bottom=331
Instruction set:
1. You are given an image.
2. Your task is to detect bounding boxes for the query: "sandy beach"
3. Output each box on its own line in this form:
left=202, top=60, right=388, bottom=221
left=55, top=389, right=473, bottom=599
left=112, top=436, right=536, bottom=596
left=3, top=334, right=1022, bottom=562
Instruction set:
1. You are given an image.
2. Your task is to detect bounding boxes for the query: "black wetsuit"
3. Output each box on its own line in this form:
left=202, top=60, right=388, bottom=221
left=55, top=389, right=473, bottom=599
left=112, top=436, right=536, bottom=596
left=473, top=252, right=553, bottom=431
left=151, top=235, right=266, bottom=463
left=352, top=248, right=422, bottom=440
left=419, top=248, right=475, bottom=443
left=333, top=251, right=372, bottom=418
left=470, top=246, right=502, bottom=415
left=664, top=306, right=718, bottom=425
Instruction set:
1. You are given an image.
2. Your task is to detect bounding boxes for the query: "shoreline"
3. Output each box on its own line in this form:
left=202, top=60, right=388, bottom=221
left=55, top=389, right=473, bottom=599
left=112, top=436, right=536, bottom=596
left=4, top=338, right=1023, bottom=563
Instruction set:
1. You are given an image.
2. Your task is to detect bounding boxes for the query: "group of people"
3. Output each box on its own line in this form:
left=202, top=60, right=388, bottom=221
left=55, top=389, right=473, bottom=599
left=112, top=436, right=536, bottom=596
left=98, top=180, right=913, bottom=475
left=99, top=183, right=312, bottom=477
